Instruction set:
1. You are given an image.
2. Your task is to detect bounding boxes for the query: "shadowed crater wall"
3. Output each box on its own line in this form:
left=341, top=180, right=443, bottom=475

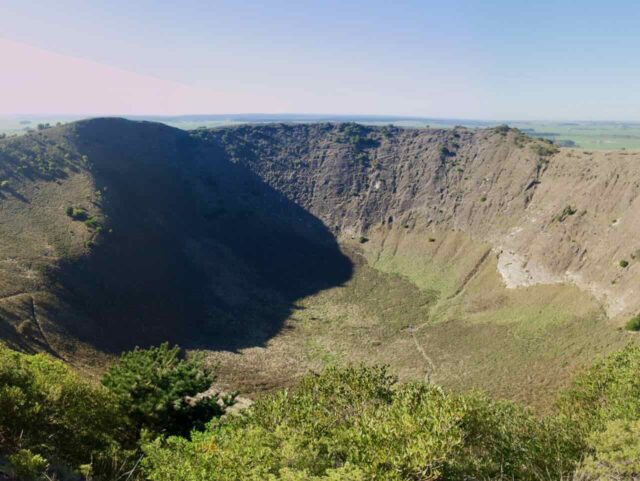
left=0, top=118, right=352, bottom=354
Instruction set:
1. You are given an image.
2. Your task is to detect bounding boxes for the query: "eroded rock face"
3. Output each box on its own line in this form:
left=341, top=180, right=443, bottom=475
left=208, top=123, right=640, bottom=318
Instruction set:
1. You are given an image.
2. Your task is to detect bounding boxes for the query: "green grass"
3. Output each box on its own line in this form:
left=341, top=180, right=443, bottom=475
left=511, top=122, right=640, bottom=151
left=209, top=237, right=632, bottom=410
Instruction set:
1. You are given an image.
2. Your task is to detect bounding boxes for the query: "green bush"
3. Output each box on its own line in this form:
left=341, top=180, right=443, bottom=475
left=0, top=346, right=123, bottom=471
left=619, top=259, right=629, bottom=268
left=84, top=216, right=101, bottom=230
left=102, top=343, right=229, bottom=438
left=65, top=206, right=89, bottom=221
left=532, top=142, right=559, bottom=157
left=494, top=124, right=511, bottom=135
left=558, top=344, right=640, bottom=431
left=439, top=145, right=454, bottom=160
left=142, top=365, right=580, bottom=481
left=4, top=343, right=640, bottom=481
left=8, top=449, right=47, bottom=480
left=625, top=314, right=640, bottom=331
left=574, top=419, right=640, bottom=480
left=557, top=205, right=577, bottom=222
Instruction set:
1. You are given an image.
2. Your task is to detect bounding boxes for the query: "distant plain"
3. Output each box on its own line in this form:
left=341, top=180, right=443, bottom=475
left=3, top=115, right=640, bottom=150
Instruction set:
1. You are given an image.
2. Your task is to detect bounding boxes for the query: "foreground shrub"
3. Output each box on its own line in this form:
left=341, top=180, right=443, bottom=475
left=454, top=393, right=581, bottom=479
left=8, top=449, right=48, bottom=480
left=142, top=365, right=580, bottom=481
left=558, top=344, right=640, bottom=430
left=102, top=343, right=229, bottom=438
left=6, top=343, right=640, bottom=480
left=554, top=344, right=640, bottom=480
left=0, top=346, right=122, bottom=471
left=574, top=419, right=640, bottom=480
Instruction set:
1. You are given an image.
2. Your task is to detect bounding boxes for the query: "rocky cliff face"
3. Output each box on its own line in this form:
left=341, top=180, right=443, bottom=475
left=208, top=122, right=640, bottom=319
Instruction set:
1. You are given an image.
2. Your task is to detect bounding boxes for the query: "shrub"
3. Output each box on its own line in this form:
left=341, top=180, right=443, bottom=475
left=574, top=419, right=640, bottom=480
left=355, top=151, right=369, bottom=165
left=142, top=365, right=580, bottom=481
left=625, top=315, right=640, bottom=332
left=6, top=344, right=640, bottom=481
left=0, top=180, right=9, bottom=189
left=102, top=343, right=229, bottom=438
left=336, top=123, right=380, bottom=152
left=494, top=124, right=510, bottom=135
left=557, top=205, right=577, bottom=222
left=532, top=142, right=559, bottom=157
left=65, top=206, right=89, bottom=221
left=8, top=449, right=48, bottom=480
left=0, top=346, right=123, bottom=471
left=619, top=259, right=629, bottom=268
left=557, top=344, right=640, bottom=432
left=439, top=145, right=454, bottom=160
left=84, top=216, right=101, bottom=230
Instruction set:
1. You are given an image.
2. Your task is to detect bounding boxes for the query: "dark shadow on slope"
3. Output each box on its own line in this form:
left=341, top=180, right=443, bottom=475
left=0, top=186, right=29, bottom=203
left=42, top=118, right=353, bottom=353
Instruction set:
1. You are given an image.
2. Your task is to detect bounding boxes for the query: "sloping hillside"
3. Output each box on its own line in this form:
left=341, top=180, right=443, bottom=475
left=0, top=119, right=636, bottom=404
left=0, top=119, right=351, bottom=364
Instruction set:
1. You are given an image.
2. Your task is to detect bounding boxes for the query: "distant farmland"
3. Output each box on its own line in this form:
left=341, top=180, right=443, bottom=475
left=2, top=115, right=640, bottom=150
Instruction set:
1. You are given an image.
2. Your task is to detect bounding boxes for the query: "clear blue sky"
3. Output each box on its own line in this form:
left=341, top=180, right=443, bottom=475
left=2, top=0, right=639, bottom=120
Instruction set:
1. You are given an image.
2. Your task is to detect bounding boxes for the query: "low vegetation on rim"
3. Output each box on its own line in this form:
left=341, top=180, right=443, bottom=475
left=1, top=343, right=640, bottom=480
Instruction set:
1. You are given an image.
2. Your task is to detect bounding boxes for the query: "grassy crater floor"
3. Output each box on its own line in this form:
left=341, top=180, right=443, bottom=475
left=209, top=240, right=632, bottom=410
